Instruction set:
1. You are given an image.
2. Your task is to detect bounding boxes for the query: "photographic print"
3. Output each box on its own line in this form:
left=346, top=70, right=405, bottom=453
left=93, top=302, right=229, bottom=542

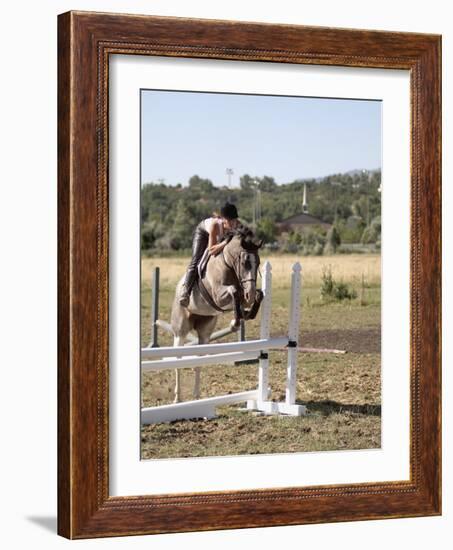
left=140, top=89, right=382, bottom=459
left=58, top=12, right=441, bottom=537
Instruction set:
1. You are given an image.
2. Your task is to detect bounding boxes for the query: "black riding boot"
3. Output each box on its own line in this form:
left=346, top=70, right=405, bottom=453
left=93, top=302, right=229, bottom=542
left=179, top=224, right=209, bottom=307
left=179, top=268, right=198, bottom=307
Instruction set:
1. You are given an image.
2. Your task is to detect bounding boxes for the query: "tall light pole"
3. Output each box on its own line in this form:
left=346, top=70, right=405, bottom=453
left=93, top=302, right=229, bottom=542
left=256, top=188, right=262, bottom=223
left=252, top=178, right=261, bottom=226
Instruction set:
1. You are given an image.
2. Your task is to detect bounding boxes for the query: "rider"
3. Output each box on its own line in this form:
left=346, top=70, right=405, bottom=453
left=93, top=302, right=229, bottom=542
left=179, top=202, right=240, bottom=307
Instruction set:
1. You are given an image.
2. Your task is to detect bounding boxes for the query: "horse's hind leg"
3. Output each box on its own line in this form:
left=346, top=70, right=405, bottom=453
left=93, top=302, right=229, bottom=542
left=193, top=316, right=218, bottom=400
left=171, top=296, right=193, bottom=403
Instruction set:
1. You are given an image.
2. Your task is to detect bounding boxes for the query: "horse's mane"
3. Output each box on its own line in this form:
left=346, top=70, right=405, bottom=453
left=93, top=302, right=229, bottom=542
left=222, top=224, right=263, bottom=252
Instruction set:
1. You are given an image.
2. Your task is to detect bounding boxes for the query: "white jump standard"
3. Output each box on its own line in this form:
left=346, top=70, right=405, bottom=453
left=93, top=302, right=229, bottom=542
left=141, top=261, right=307, bottom=424
left=246, top=262, right=304, bottom=416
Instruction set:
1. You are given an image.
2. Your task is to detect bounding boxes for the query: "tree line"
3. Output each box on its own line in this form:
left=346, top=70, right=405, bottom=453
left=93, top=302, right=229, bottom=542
left=141, top=169, right=381, bottom=254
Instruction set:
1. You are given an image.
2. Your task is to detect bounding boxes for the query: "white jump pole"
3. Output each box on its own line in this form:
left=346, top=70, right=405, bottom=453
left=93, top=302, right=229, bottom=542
left=281, top=262, right=306, bottom=414
left=258, top=260, right=272, bottom=402
left=286, top=262, right=301, bottom=404
left=247, top=261, right=306, bottom=416
left=141, top=390, right=259, bottom=424
left=142, top=337, right=288, bottom=359
left=142, top=350, right=260, bottom=372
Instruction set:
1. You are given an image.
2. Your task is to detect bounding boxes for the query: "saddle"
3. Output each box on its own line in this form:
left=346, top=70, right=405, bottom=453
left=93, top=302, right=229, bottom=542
left=196, top=249, right=227, bottom=313
left=197, top=248, right=210, bottom=280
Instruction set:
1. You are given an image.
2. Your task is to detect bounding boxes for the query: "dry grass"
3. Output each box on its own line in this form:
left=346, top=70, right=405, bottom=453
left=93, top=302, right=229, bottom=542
left=141, top=351, right=381, bottom=458
left=140, top=253, right=381, bottom=459
left=141, top=253, right=381, bottom=290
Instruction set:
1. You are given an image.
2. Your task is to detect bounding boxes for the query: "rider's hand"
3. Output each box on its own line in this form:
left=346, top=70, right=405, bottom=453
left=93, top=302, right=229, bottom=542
left=209, top=243, right=224, bottom=256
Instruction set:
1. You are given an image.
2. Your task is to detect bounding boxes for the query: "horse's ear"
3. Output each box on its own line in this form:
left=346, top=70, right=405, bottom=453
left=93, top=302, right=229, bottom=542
left=242, top=237, right=263, bottom=251
left=251, top=237, right=264, bottom=249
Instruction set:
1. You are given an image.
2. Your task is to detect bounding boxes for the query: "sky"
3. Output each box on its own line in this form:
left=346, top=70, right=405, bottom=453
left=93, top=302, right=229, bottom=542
left=141, top=89, right=381, bottom=187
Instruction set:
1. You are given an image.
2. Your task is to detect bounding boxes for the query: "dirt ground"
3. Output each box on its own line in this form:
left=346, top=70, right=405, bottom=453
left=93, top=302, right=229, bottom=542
left=140, top=254, right=381, bottom=460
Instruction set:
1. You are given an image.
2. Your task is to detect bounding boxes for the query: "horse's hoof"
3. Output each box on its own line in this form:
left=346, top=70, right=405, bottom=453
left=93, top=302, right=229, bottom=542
left=230, top=319, right=240, bottom=332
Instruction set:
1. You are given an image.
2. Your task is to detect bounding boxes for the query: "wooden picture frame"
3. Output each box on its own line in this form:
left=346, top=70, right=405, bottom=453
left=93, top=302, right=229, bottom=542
left=58, top=11, right=441, bottom=539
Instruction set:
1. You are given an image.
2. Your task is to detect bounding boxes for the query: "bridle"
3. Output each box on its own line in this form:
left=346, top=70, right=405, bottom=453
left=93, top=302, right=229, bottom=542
left=221, top=247, right=260, bottom=295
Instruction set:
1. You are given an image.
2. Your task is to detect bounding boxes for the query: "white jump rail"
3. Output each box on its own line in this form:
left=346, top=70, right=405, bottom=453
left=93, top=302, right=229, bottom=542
left=141, top=390, right=259, bottom=424
left=142, top=337, right=289, bottom=359
left=142, top=350, right=261, bottom=372
left=141, top=261, right=306, bottom=424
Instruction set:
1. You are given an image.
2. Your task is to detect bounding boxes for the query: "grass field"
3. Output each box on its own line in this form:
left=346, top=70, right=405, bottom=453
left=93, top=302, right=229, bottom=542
left=141, top=253, right=381, bottom=459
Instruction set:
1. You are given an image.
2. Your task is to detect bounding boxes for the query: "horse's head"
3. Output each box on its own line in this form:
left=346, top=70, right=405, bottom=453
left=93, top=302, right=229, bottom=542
left=223, top=226, right=263, bottom=307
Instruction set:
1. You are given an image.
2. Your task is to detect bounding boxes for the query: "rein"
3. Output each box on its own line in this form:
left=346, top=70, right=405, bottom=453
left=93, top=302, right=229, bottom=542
left=197, top=244, right=260, bottom=314
left=221, top=249, right=260, bottom=297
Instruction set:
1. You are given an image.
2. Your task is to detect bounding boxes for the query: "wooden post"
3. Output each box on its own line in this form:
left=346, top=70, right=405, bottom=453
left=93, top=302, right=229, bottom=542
left=286, top=262, right=301, bottom=405
left=149, top=267, right=160, bottom=348
left=257, top=261, right=272, bottom=402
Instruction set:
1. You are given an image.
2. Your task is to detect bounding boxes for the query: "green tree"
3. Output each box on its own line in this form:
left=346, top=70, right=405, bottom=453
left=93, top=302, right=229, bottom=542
left=140, top=168, right=382, bottom=253
left=361, top=216, right=381, bottom=244
left=170, top=200, right=196, bottom=250
left=324, top=225, right=341, bottom=254
left=188, top=175, right=214, bottom=193
left=141, top=224, right=155, bottom=250
left=256, top=218, right=277, bottom=243
left=258, top=176, right=278, bottom=192
left=239, top=174, right=255, bottom=192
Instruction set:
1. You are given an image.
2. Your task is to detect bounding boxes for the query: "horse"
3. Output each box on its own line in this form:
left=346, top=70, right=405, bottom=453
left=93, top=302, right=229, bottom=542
left=170, top=226, right=264, bottom=403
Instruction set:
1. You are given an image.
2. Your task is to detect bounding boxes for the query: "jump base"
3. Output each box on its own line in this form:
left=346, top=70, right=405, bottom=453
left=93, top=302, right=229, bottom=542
left=247, top=399, right=307, bottom=416
left=142, top=389, right=259, bottom=424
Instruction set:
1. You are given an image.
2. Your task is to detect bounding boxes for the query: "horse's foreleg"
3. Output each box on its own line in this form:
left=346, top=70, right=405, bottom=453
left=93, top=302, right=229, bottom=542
left=212, top=284, right=241, bottom=331
left=173, top=335, right=184, bottom=403
left=230, top=287, right=242, bottom=329
left=243, top=289, right=264, bottom=320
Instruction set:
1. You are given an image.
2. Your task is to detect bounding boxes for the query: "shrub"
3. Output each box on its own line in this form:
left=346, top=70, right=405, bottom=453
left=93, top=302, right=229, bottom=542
left=332, top=282, right=357, bottom=301
left=320, top=266, right=334, bottom=299
left=320, top=266, right=357, bottom=302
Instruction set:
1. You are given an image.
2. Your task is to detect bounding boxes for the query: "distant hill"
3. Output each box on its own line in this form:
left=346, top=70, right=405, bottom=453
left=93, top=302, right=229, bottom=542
left=141, top=170, right=381, bottom=252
